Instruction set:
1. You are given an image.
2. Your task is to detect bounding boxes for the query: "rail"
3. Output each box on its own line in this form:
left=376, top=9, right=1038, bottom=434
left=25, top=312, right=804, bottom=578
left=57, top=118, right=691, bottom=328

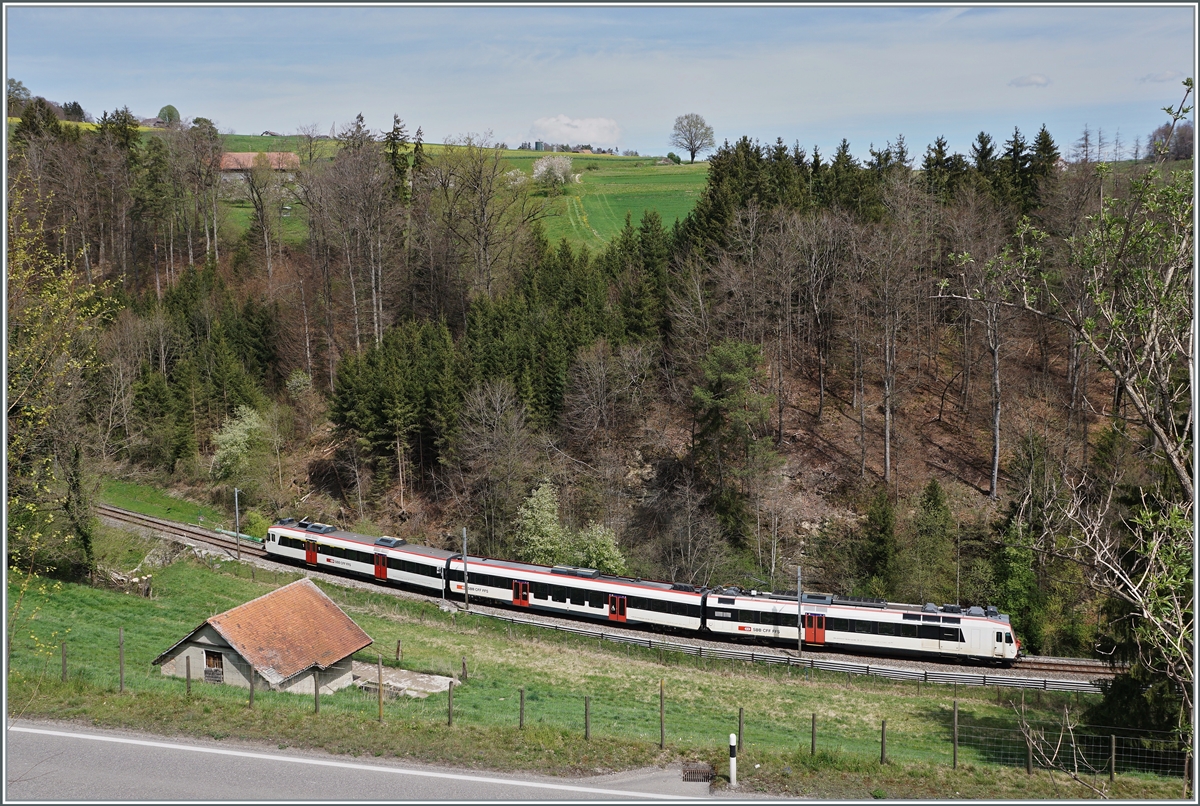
left=96, top=504, right=266, bottom=558
left=475, top=610, right=1106, bottom=693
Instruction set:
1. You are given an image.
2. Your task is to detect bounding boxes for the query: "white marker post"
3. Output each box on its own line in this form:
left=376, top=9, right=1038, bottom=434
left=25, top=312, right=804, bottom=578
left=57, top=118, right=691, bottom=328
left=729, top=733, right=738, bottom=787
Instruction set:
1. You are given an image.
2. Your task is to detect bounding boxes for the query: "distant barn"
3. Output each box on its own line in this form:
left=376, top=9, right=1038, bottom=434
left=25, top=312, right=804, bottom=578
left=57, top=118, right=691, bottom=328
left=152, top=578, right=372, bottom=694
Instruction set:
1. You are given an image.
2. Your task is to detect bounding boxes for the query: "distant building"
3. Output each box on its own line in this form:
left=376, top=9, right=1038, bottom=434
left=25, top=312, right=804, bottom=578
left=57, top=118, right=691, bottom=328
left=151, top=578, right=373, bottom=694
left=534, top=141, right=545, bottom=151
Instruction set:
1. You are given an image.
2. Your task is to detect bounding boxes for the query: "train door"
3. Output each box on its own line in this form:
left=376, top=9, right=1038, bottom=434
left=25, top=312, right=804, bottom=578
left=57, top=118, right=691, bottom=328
left=608, top=594, right=627, bottom=623
left=803, top=614, right=826, bottom=645
left=305, top=540, right=317, bottom=565
left=373, top=553, right=388, bottom=581
left=512, top=580, right=530, bottom=607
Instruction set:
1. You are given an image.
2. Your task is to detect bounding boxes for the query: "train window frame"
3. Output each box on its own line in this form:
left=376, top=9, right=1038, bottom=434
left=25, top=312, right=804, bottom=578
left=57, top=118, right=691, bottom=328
left=827, top=618, right=850, bottom=632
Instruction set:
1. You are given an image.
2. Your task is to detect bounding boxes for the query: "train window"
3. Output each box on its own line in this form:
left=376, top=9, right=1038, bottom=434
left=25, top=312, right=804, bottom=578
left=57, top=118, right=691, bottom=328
left=627, top=597, right=649, bottom=611
left=917, top=625, right=941, bottom=640
left=827, top=618, right=850, bottom=632
left=996, top=631, right=1003, bottom=643
left=940, top=627, right=965, bottom=642
left=854, top=620, right=875, bottom=634
left=921, top=615, right=941, bottom=623
left=718, top=597, right=736, bottom=605
left=942, top=617, right=960, bottom=624
left=877, top=622, right=897, bottom=636
left=739, top=610, right=760, bottom=624
left=588, top=590, right=607, bottom=608
left=1005, top=633, right=1013, bottom=644
left=902, top=613, right=921, bottom=621
left=900, top=624, right=917, bottom=638
left=551, top=585, right=568, bottom=603
left=779, top=613, right=797, bottom=628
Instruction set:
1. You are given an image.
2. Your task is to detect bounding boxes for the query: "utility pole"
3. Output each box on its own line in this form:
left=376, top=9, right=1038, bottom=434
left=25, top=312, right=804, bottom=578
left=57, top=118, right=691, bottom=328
left=797, top=565, right=803, bottom=658
left=234, top=488, right=241, bottom=560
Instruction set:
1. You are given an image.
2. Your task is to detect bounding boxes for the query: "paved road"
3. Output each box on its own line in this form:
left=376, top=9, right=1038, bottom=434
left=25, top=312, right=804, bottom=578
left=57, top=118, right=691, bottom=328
left=5, top=720, right=715, bottom=801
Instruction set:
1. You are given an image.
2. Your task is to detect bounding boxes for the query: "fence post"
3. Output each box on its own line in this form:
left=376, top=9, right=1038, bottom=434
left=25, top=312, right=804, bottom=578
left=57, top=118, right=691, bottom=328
left=950, top=700, right=960, bottom=767
left=585, top=696, right=590, bottom=741
left=1026, top=735, right=1033, bottom=774
left=447, top=680, right=454, bottom=726
left=520, top=687, right=525, bottom=729
left=811, top=713, right=816, bottom=755
left=729, top=733, right=738, bottom=787
left=738, top=707, right=744, bottom=752
left=659, top=678, right=665, bottom=750
left=248, top=663, right=254, bottom=709
left=61, top=642, right=67, bottom=683
left=314, top=673, right=320, bottom=714
left=378, top=654, right=384, bottom=722
left=118, top=627, right=124, bottom=693
left=186, top=655, right=191, bottom=696
left=396, top=640, right=402, bottom=663
left=1109, top=734, right=1115, bottom=783
left=998, top=686, right=1002, bottom=706
left=880, top=719, right=887, bottom=765
left=461, top=656, right=468, bottom=683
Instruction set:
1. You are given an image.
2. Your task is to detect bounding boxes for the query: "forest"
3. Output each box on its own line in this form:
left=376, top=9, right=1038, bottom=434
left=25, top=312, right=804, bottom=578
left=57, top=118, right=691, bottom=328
left=5, top=82, right=1193, bottom=736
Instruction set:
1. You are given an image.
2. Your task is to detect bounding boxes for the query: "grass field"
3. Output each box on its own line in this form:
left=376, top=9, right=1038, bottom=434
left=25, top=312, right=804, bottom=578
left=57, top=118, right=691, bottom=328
left=4, top=523, right=1181, bottom=799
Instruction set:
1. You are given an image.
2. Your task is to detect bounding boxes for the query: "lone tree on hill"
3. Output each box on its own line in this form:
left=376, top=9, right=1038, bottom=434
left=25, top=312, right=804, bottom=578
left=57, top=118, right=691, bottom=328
left=670, top=113, right=715, bottom=163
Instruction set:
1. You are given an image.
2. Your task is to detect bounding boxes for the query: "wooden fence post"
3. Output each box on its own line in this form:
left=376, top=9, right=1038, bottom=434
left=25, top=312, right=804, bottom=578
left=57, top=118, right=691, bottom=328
left=461, top=656, right=468, bottom=683
left=659, top=678, right=665, bottom=750
left=186, top=655, right=191, bottom=696
left=585, top=696, right=590, bottom=741
left=448, top=681, right=454, bottom=726
left=314, top=673, right=320, bottom=713
left=520, top=687, right=525, bottom=729
left=118, top=628, right=124, bottom=693
left=811, top=713, right=816, bottom=755
left=378, top=654, right=384, bottom=722
left=1026, top=735, right=1033, bottom=774
left=953, top=700, right=958, bottom=769
left=880, top=719, right=887, bottom=765
left=396, top=640, right=402, bottom=663
left=1109, top=734, right=1115, bottom=783
left=248, top=664, right=254, bottom=709
left=738, top=707, right=744, bottom=752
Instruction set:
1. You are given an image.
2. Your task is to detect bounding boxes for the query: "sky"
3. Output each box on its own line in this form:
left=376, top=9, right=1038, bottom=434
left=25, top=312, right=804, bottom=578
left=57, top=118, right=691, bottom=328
left=4, top=4, right=1195, bottom=161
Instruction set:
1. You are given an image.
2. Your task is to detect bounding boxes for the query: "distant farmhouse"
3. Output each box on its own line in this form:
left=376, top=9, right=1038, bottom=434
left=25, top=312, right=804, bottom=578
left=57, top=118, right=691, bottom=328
left=152, top=578, right=372, bottom=695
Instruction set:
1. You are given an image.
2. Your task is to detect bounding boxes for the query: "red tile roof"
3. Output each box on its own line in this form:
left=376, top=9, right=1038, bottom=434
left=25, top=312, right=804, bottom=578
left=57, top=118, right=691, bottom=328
left=220, top=152, right=300, bottom=171
left=155, top=578, right=372, bottom=687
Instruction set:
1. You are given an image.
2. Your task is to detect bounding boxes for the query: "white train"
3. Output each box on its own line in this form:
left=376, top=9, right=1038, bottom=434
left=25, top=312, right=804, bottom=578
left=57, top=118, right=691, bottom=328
left=265, top=518, right=1020, bottom=665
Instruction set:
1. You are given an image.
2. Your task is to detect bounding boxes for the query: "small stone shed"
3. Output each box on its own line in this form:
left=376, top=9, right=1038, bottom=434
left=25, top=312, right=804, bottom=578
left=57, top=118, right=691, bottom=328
left=152, top=578, right=372, bottom=695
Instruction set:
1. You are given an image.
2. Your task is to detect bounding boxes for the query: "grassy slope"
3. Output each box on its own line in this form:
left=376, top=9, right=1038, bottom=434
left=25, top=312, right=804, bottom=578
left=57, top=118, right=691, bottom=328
left=5, top=525, right=1178, bottom=800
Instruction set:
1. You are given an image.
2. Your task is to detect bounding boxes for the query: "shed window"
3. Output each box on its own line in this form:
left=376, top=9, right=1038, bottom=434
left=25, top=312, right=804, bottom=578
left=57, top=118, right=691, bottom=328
left=205, top=650, right=223, bottom=669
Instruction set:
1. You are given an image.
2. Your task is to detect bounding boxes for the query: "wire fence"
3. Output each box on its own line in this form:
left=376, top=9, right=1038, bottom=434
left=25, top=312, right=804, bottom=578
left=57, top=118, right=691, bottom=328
left=30, top=627, right=1190, bottom=788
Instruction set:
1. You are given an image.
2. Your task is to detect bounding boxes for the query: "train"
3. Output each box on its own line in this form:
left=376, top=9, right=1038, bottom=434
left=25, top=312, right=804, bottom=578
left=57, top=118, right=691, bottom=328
left=265, top=517, right=1021, bottom=666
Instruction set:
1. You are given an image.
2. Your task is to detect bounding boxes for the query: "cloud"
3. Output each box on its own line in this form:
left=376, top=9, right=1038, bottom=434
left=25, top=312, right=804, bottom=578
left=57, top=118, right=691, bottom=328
left=1139, top=70, right=1183, bottom=83
left=530, top=114, right=622, bottom=147
left=1008, top=74, right=1050, bottom=88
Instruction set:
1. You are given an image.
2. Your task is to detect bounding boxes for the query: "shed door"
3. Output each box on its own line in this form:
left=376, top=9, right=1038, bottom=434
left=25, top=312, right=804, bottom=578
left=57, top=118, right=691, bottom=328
left=608, top=594, right=627, bottom=623
left=374, top=553, right=388, bottom=581
left=305, top=539, right=317, bottom=565
left=804, top=614, right=826, bottom=645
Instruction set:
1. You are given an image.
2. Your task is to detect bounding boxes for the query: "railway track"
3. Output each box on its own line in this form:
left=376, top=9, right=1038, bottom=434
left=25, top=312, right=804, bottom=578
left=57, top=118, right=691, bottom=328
left=96, top=504, right=266, bottom=559
left=1016, top=655, right=1126, bottom=677
left=97, top=503, right=1118, bottom=684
